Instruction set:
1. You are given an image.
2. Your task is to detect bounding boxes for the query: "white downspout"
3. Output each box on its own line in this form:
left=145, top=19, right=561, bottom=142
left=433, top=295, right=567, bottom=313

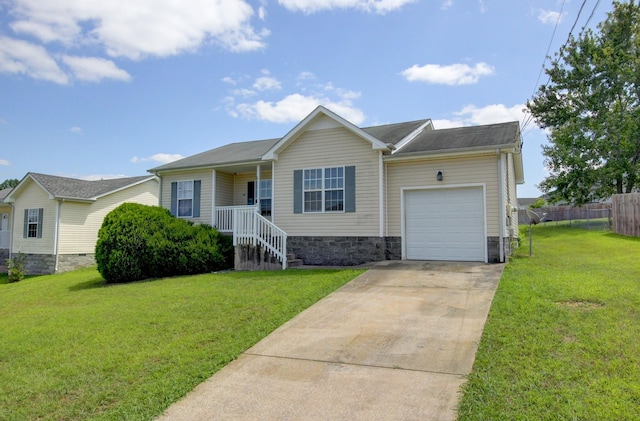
left=497, top=151, right=505, bottom=263
left=54, top=200, right=61, bottom=272
left=211, top=169, right=217, bottom=227
left=378, top=151, right=384, bottom=237
left=8, top=203, right=14, bottom=259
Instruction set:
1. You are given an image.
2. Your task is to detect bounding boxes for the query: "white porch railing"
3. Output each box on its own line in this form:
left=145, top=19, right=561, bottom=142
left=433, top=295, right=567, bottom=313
left=0, top=231, right=10, bottom=249
left=216, top=206, right=287, bottom=270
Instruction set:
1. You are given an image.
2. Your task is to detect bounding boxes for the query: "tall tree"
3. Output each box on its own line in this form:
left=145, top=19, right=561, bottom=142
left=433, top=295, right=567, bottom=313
left=527, top=0, right=640, bottom=205
left=0, top=178, right=19, bottom=190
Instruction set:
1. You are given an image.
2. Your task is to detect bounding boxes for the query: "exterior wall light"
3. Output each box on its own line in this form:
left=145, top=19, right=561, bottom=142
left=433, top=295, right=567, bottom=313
left=436, top=170, right=443, bottom=181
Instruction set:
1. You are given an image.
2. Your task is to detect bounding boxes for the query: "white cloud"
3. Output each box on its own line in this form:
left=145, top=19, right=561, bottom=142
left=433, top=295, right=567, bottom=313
left=441, top=0, right=453, bottom=10
left=538, top=9, right=564, bottom=24
left=9, top=0, right=264, bottom=58
left=131, top=153, right=185, bottom=164
left=0, top=159, right=10, bottom=166
left=401, top=62, right=494, bottom=85
left=433, top=103, right=526, bottom=129
left=69, top=126, right=82, bottom=133
left=253, top=76, right=281, bottom=91
left=455, top=103, right=526, bottom=125
left=222, top=76, right=237, bottom=85
left=3, top=0, right=265, bottom=85
left=278, top=0, right=415, bottom=14
left=62, top=56, right=132, bottom=82
left=0, top=36, right=69, bottom=84
left=235, top=93, right=365, bottom=125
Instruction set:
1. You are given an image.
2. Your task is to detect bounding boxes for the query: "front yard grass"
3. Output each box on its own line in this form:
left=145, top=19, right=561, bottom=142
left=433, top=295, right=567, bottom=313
left=458, top=226, right=640, bottom=420
left=0, top=267, right=364, bottom=420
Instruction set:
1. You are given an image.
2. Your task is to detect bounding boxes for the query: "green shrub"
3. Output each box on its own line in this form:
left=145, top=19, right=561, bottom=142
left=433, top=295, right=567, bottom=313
left=6, top=252, right=27, bottom=282
left=95, top=203, right=233, bottom=283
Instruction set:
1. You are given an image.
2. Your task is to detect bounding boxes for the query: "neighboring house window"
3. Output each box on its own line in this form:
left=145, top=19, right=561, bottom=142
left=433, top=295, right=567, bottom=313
left=294, top=166, right=355, bottom=214
left=23, top=208, right=43, bottom=238
left=170, top=180, right=201, bottom=218
left=259, top=179, right=272, bottom=217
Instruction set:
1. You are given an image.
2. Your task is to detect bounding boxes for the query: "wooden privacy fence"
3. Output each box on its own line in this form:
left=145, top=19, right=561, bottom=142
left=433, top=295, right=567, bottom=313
left=612, top=193, right=640, bottom=237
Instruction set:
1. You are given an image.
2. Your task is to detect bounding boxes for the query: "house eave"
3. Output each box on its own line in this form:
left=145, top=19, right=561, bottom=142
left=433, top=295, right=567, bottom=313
left=384, top=144, right=520, bottom=163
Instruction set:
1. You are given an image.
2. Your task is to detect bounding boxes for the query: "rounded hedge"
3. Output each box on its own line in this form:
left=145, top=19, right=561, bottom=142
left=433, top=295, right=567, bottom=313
left=95, top=203, right=233, bottom=283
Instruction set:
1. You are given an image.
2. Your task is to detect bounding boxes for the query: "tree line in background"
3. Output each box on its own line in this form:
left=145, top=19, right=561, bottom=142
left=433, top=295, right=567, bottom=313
left=527, top=0, right=640, bottom=206
left=0, top=179, right=19, bottom=190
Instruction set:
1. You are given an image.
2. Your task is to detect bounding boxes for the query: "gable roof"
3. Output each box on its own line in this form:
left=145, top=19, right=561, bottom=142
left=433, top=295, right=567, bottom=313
left=262, top=106, right=396, bottom=160
left=394, top=121, right=521, bottom=155
left=5, top=173, right=157, bottom=203
left=149, top=108, right=432, bottom=174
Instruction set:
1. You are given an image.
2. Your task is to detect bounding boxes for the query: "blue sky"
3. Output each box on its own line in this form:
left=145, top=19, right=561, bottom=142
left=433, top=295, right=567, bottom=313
left=0, top=0, right=613, bottom=198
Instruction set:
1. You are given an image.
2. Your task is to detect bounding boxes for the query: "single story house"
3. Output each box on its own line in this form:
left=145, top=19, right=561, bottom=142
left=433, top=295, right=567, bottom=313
left=149, top=106, right=524, bottom=269
left=3, top=173, right=159, bottom=274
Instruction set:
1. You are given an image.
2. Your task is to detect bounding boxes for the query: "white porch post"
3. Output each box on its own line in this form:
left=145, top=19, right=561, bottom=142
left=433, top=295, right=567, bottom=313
left=271, top=161, right=275, bottom=222
left=256, top=165, right=261, bottom=206
left=211, top=169, right=217, bottom=227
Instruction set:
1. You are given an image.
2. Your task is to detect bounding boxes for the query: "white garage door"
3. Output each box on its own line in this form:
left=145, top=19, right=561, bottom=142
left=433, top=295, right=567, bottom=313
left=404, top=187, right=485, bottom=261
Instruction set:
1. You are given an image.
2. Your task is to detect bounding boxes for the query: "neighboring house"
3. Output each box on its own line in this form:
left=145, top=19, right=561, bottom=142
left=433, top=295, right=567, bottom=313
left=149, top=106, right=524, bottom=269
left=3, top=173, right=159, bottom=274
left=0, top=187, right=13, bottom=264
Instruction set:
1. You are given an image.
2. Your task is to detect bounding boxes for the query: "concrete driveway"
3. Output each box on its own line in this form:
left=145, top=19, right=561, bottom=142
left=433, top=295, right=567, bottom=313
left=157, top=260, right=504, bottom=421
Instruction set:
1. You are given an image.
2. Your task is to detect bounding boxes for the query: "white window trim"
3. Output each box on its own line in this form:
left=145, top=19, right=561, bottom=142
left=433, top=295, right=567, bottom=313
left=177, top=180, right=194, bottom=218
left=26, top=208, right=40, bottom=238
left=302, top=166, right=346, bottom=214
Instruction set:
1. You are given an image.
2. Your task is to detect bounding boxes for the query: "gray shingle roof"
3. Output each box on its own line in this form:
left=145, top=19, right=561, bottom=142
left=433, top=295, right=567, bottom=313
left=149, top=138, right=280, bottom=172
left=395, top=121, right=520, bottom=155
left=28, top=173, right=155, bottom=200
left=149, top=120, right=431, bottom=172
left=362, top=119, right=430, bottom=145
left=0, top=187, right=12, bottom=201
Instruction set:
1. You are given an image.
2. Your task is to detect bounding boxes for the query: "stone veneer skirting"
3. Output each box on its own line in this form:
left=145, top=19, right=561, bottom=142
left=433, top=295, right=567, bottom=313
left=288, top=236, right=511, bottom=266
left=16, top=253, right=96, bottom=275
left=0, top=249, right=9, bottom=262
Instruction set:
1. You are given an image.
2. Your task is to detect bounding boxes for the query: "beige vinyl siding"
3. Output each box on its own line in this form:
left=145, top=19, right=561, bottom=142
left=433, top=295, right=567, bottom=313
left=57, top=180, right=159, bottom=254
left=386, top=154, right=500, bottom=237
left=160, top=169, right=213, bottom=225
left=215, top=172, right=234, bottom=206
left=232, top=171, right=272, bottom=206
left=273, top=127, right=380, bottom=236
left=11, top=180, right=57, bottom=255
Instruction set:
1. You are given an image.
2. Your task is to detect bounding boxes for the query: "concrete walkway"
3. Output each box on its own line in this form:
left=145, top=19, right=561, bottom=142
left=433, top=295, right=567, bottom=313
left=157, top=260, right=504, bottom=421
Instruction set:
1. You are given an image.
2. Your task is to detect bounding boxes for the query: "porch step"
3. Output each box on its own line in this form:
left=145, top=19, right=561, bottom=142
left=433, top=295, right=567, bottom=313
left=286, top=253, right=304, bottom=268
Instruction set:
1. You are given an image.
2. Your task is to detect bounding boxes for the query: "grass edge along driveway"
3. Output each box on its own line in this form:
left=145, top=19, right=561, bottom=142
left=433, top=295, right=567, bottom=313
left=0, top=267, right=364, bottom=420
left=458, top=226, right=640, bottom=421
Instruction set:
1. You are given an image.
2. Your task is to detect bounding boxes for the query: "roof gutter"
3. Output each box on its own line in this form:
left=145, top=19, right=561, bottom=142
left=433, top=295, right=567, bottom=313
left=383, top=144, right=520, bottom=163
left=149, top=159, right=271, bottom=175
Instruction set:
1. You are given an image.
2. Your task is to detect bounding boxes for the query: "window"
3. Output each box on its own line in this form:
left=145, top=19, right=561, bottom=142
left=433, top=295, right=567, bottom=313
left=23, top=208, right=43, bottom=238
left=259, top=179, right=272, bottom=216
left=303, top=167, right=344, bottom=213
left=170, top=180, right=201, bottom=218
left=177, top=180, right=193, bottom=217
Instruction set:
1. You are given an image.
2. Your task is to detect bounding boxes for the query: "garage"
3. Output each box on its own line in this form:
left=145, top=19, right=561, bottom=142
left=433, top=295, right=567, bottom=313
left=404, top=186, right=486, bottom=261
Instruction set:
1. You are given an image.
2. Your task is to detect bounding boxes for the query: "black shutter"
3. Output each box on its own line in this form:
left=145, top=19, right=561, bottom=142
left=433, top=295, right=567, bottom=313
left=293, top=170, right=302, bottom=214
left=37, top=208, right=43, bottom=238
left=193, top=180, right=201, bottom=218
left=345, top=166, right=356, bottom=213
left=170, top=182, right=177, bottom=216
left=23, top=209, right=28, bottom=238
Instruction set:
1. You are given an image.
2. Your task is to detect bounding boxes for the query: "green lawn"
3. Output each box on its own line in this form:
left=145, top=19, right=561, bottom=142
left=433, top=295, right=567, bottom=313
left=0, top=267, right=364, bottom=420
left=458, top=226, right=640, bottom=420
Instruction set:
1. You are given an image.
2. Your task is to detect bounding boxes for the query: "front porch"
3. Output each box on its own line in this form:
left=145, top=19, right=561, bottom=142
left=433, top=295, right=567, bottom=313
left=214, top=205, right=291, bottom=270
